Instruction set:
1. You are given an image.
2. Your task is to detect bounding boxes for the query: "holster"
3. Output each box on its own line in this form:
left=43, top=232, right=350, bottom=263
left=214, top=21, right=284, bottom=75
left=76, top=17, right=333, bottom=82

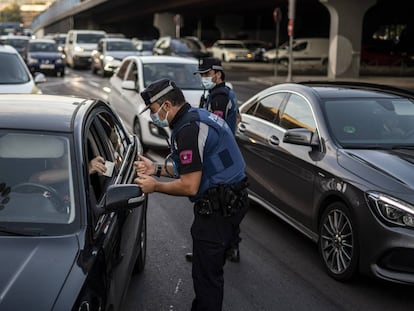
left=195, top=177, right=249, bottom=217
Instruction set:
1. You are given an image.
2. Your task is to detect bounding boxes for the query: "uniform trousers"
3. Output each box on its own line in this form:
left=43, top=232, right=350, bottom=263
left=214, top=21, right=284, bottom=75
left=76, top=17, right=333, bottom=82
left=190, top=193, right=248, bottom=311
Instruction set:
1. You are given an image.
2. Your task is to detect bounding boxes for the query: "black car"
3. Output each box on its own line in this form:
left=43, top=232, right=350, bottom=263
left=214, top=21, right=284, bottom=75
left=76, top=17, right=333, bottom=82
left=0, top=94, right=147, bottom=310
left=236, top=81, right=414, bottom=284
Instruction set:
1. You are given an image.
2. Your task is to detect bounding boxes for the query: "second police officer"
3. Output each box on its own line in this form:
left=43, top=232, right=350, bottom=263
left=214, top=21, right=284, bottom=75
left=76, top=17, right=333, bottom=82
left=188, top=57, right=243, bottom=263
left=134, top=78, right=249, bottom=311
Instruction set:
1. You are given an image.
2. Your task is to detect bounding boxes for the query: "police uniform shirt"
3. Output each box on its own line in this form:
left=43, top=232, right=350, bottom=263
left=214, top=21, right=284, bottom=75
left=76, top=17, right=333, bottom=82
left=169, top=103, right=203, bottom=175
left=208, top=82, right=231, bottom=119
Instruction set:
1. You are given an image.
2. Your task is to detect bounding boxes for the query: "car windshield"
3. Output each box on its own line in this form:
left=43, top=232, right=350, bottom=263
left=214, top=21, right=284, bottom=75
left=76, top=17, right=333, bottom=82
left=171, top=40, right=193, bottom=53
left=54, top=36, right=66, bottom=45
left=323, top=97, right=414, bottom=148
left=77, top=33, right=105, bottom=44
left=0, top=53, right=31, bottom=84
left=4, top=38, right=28, bottom=49
left=222, top=43, right=245, bottom=49
left=0, top=132, right=78, bottom=234
left=107, top=41, right=136, bottom=51
left=143, top=62, right=202, bottom=90
left=29, top=42, right=58, bottom=52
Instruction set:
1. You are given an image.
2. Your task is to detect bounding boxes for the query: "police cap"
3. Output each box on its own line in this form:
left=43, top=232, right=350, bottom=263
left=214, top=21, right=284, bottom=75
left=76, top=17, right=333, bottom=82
left=194, top=57, right=223, bottom=74
left=140, top=78, right=177, bottom=114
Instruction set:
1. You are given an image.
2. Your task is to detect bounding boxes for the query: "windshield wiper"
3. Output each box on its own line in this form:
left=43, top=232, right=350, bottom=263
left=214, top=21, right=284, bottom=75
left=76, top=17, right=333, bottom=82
left=0, top=226, right=45, bottom=236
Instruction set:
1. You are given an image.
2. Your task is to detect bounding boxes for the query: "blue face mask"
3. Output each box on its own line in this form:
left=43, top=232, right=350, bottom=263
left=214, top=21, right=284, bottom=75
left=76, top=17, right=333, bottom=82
left=150, top=103, right=169, bottom=128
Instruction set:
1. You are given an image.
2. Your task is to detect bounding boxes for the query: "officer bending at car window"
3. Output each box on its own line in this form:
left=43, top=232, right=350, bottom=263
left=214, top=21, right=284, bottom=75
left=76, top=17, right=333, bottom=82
left=197, top=57, right=240, bottom=133
left=191, top=57, right=243, bottom=263
left=133, top=78, right=249, bottom=311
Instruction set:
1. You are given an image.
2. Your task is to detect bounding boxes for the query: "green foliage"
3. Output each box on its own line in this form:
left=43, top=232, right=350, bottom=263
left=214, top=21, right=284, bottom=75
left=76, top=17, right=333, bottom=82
left=0, top=3, right=23, bottom=23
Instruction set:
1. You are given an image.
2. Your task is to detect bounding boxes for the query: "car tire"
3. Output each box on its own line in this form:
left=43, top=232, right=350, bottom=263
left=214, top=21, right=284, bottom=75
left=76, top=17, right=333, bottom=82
left=133, top=211, right=147, bottom=274
left=318, top=202, right=359, bottom=281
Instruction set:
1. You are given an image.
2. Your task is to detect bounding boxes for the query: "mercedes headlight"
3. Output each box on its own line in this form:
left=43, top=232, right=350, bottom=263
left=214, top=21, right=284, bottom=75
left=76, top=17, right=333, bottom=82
left=367, top=192, right=414, bottom=228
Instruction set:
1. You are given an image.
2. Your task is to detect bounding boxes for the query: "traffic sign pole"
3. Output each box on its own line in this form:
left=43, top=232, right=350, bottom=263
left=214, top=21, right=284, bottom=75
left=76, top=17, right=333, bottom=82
left=273, top=7, right=281, bottom=78
left=287, top=0, right=296, bottom=82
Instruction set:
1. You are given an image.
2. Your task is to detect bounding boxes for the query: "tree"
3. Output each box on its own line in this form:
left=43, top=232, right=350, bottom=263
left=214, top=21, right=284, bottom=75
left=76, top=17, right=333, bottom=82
left=0, top=3, right=23, bottom=23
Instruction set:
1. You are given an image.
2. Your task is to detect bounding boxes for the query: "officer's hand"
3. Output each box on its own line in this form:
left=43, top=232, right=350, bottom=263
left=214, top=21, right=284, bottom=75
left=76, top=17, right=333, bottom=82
left=134, top=154, right=155, bottom=176
left=134, top=174, right=156, bottom=193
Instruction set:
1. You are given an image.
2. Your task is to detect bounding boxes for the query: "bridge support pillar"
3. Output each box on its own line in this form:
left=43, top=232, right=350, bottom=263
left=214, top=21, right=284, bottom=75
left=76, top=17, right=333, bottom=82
left=320, top=0, right=376, bottom=78
left=154, top=13, right=178, bottom=37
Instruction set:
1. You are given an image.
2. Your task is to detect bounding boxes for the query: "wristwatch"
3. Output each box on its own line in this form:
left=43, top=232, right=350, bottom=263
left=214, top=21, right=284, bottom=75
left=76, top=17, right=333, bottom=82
left=155, top=163, right=162, bottom=177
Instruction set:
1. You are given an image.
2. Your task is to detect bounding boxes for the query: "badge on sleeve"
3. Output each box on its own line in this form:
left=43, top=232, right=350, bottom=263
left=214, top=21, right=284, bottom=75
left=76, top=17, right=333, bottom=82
left=180, top=150, right=193, bottom=164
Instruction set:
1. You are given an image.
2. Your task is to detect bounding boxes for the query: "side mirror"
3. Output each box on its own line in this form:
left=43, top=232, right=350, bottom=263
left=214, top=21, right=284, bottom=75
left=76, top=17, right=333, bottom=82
left=121, top=80, right=137, bottom=91
left=103, top=184, right=145, bottom=213
left=34, top=73, right=47, bottom=83
left=283, top=128, right=319, bottom=147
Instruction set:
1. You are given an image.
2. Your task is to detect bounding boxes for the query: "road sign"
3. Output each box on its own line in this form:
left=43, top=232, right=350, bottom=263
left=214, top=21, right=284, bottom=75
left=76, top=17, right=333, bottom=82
left=273, top=7, right=281, bottom=24
left=287, top=19, right=294, bottom=37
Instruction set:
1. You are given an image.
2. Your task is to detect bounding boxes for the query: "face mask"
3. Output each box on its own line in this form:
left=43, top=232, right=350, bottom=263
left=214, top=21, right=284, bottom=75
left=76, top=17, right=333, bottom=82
left=150, top=103, right=169, bottom=128
left=201, top=76, right=216, bottom=90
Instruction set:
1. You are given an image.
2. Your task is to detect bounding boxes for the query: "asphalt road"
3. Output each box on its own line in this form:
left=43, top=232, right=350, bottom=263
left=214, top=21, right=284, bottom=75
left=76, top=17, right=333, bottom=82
left=39, top=66, right=414, bottom=311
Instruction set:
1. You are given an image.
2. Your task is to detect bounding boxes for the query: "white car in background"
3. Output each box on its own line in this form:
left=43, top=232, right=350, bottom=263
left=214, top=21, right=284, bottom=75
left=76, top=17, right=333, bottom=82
left=263, top=37, right=329, bottom=67
left=109, top=55, right=204, bottom=150
left=91, top=38, right=140, bottom=77
left=0, top=44, right=45, bottom=94
left=208, top=39, right=252, bottom=62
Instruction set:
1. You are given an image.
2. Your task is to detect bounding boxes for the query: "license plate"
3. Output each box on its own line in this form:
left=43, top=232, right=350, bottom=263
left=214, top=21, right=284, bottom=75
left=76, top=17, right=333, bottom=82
left=40, top=64, right=55, bottom=69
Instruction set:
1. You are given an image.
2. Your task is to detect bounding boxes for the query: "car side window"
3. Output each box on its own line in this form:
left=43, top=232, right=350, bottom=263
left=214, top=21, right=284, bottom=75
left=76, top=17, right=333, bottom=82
left=293, top=42, right=307, bottom=51
left=86, top=110, right=130, bottom=203
left=280, top=94, right=316, bottom=132
left=126, top=62, right=138, bottom=83
left=116, top=59, right=130, bottom=79
left=246, top=92, right=286, bottom=125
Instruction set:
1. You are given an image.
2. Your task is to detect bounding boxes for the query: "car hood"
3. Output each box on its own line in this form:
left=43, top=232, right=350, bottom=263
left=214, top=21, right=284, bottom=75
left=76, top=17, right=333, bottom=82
left=0, top=81, right=36, bottom=94
left=338, top=148, right=414, bottom=192
left=0, top=235, right=79, bottom=310
left=107, top=51, right=140, bottom=60
left=29, top=52, right=62, bottom=59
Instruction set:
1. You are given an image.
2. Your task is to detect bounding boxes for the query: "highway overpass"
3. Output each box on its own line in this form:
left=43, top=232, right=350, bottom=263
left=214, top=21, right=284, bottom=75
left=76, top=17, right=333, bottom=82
left=31, top=0, right=414, bottom=78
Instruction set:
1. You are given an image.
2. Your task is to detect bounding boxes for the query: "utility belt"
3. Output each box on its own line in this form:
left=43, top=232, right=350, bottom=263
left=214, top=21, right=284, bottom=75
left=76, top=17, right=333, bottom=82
left=194, top=177, right=249, bottom=217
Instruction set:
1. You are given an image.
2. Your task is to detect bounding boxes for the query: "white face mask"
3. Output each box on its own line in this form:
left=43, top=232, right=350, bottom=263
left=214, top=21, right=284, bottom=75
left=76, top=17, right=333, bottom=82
left=201, top=76, right=216, bottom=90
left=150, top=103, right=169, bottom=128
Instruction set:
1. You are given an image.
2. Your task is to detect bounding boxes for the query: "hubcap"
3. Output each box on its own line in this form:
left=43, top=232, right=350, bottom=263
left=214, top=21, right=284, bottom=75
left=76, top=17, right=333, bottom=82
left=320, top=208, right=354, bottom=275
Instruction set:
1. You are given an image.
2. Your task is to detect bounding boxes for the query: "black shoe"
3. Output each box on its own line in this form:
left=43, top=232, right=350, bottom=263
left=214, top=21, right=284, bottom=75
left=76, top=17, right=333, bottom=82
left=185, top=252, right=193, bottom=262
left=226, top=246, right=240, bottom=263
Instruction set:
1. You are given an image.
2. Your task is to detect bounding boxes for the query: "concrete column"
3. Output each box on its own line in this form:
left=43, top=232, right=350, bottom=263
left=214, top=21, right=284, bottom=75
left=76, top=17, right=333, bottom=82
left=215, top=15, right=243, bottom=38
left=154, top=12, right=177, bottom=37
left=320, top=0, right=376, bottom=78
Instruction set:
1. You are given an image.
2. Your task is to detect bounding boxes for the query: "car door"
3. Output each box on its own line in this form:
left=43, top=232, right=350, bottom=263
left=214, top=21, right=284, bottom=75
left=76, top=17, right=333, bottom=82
left=264, top=93, right=319, bottom=229
left=109, top=59, right=132, bottom=122
left=84, top=106, right=144, bottom=309
left=237, top=92, right=287, bottom=205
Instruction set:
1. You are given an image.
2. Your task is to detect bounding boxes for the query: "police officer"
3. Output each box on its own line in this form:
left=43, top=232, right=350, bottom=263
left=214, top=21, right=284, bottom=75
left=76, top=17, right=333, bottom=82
left=196, top=57, right=239, bottom=133
left=191, top=57, right=243, bottom=263
left=134, top=78, right=248, bottom=311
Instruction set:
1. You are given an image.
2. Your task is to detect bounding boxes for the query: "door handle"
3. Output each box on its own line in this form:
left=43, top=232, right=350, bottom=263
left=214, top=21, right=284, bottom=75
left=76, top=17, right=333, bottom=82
left=269, top=135, right=279, bottom=145
left=238, top=123, right=247, bottom=133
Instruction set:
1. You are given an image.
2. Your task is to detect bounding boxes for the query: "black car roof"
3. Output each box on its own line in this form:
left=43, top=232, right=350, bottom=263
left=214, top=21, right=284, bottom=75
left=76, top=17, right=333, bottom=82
left=0, top=94, right=95, bottom=132
left=300, top=81, right=414, bottom=99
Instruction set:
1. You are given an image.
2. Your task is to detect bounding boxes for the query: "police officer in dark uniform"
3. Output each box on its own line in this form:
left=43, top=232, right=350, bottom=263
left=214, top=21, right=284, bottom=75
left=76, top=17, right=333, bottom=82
left=134, top=78, right=249, bottom=311
left=190, top=57, right=243, bottom=263
left=196, top=57, right=239, bottom=133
